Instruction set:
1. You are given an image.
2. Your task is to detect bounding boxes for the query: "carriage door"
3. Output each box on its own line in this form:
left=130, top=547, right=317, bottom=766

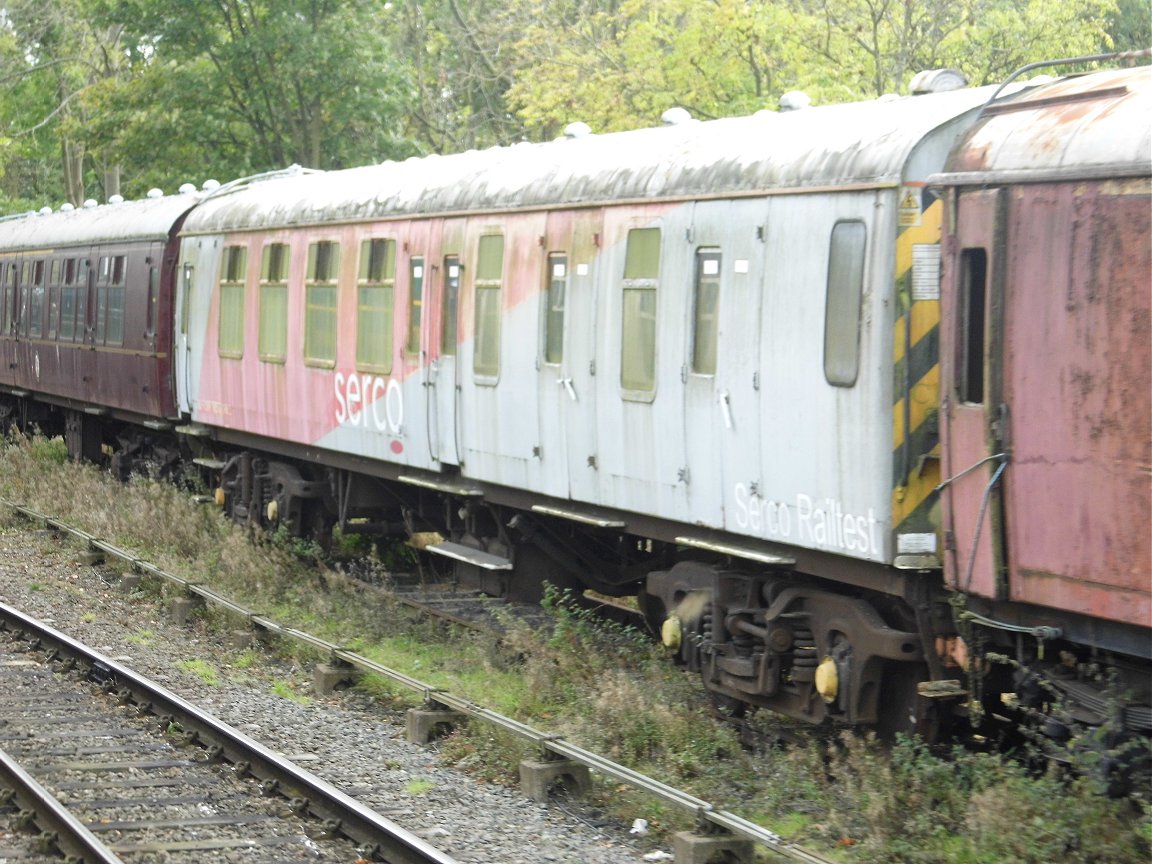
left=940, top=188, right=1006, bottom=599
left=536, top=209, right=603, bottom=502
left=432, top=253, right=461, bottom=465
left=681, top=204, right=724, bottom=527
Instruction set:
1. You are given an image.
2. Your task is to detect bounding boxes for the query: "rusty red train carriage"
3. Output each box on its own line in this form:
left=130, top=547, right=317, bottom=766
left=934, top=68, right=1151, bottom=667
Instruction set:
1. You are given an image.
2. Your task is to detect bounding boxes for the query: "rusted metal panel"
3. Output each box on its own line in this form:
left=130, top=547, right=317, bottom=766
left=182, top=86, right=1001, bottom=236
left=1000, top=179, right=1151, bottom=628
left=934, top=67, right=1151, bottom=185
left=938, top=66, right=1151, bottom=629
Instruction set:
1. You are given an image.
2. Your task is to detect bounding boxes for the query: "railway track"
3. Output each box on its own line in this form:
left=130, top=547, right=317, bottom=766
left=0, top=602, right=457, bottom=864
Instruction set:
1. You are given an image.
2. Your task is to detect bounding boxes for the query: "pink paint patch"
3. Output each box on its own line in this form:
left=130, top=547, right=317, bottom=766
left=390, top=440, right=404, bottom=455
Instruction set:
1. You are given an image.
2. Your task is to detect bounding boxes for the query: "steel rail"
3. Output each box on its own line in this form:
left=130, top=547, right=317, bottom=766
left=0, top=747, right=126, bottom=864
left=4, top=500, right=837, bottom=864
left=0, top=598, right=457, bottom=864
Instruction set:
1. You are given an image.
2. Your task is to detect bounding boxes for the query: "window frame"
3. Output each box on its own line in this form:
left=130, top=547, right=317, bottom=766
left=217, top=245, right=247, bottom=359
left=823, top=219, right=868, bottom=387
left=691, top=248, right=721, bottom=376
left=355, top=237, right=395, bottom=374
left=543, top=252, right=567, bottom=365
left=406, top=256, right=424, bottom=355
left=620, top=227, right=661, bottom=400
left=258, top=242, right=290, bottom=363
left=303, top=239, right=341, bottom=368
left=473, top=234, right=504, bottom=381
left=441, top=255, right=461, bottom=357
left=957, top=247, right=988, bottom=405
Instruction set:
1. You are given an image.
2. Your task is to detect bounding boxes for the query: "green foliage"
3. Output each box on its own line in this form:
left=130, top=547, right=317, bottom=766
left=176, top=658, right=219, bottom=686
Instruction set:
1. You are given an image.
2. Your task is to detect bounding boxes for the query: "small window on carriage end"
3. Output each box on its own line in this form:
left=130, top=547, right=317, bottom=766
left=823, top=220, right=867, bottom=387
left=958, top=248, right=988, bottom=404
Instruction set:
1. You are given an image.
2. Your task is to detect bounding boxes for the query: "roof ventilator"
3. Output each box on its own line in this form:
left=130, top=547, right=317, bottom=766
left=910, top=68, right=967, bottom=94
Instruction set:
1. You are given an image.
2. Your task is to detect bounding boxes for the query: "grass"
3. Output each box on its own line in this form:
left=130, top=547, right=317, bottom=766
left=175, top=658, right=219, bottom=686
left=0, top=430, right=1148, bottom=862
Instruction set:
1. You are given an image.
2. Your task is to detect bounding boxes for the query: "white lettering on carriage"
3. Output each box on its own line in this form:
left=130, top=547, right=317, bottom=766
left=732, top=483, right=879, bottom=557
left=334, top=372, right=404, bottom=436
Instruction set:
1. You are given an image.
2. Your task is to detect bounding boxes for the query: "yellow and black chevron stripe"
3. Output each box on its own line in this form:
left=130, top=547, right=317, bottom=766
left=892, top=191, right=943, bottom=549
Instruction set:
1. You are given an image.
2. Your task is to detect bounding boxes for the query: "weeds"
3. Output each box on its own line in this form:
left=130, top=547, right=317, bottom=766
left=176, top=659, right=219, bottom=686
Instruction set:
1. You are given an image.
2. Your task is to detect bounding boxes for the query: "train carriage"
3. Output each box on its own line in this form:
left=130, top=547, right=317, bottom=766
left=0, top=194, right=197, bottom=461
left=174, top=81, right=1006, bottom=725
left=932, top=67, right=1152, bottom=731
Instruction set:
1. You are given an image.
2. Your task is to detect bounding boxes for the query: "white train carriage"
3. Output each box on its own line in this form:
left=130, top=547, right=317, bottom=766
left=175, top=80, right=1003, bottom=723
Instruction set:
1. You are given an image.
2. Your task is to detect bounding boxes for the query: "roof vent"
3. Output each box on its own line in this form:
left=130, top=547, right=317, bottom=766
left=179, top=182, right=197, bottom=194
left=202, top=179, right=220, bottom=191
left=661, top=107, right=692, bottom=125
left=108, top=194, right=124, bottom=204
left=83, top=199, right=98, bottom=208
left=779, top=91, right=811, bottom=111
left=910, top=68, right=966, bottom=94
left=146, top=187, right=163, bottom=198
left=60, top=203, right=75, bottom=212
left=563, top=121, right=592, bottom=139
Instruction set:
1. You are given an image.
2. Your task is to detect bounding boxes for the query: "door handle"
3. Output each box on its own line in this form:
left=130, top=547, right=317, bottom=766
left=559, top=377, right=577, bottom=401
left=719, top=390, right=733, bottom=430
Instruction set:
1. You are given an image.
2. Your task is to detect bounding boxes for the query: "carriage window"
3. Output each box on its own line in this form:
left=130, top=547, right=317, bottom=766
left=74, top=259, right=89, bottom=342
left=146, top=266, right=159, bottom=338
left=823, top=220, right=866, bottom=387
left=406, top=257, right=424, bottom=354
left=474, top=235, right=503, bottom=378
left=305, top=240, right=340, bottom=366
left=441, top=255, right=460, bottom=357
left=621, top=227, right=660, bottom=396
left=59, top=260, right=77, bottom=341
left=0, top=263, right=9, bottom=335
left=47, top=259, right=62, bottom=339
left=356, top=238, right=395, bottom=373
left=26, top=259, right=46, bottom=339
left=105, top=256, right=125, bottom=345
left=692, top=249, right=721, bottom=375
left=958, top=248, right=988, bottom=404
left=218, top=245, right=247, bottom=358
left=259, top=242, right=288, bottom=362
left=544, top=253, right=566, bottom=364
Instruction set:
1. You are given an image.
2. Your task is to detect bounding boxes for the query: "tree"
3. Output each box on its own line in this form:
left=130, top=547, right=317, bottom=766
left=0, top=0, right=129, bottom=206
left=94, top=0, right=415, bottom=181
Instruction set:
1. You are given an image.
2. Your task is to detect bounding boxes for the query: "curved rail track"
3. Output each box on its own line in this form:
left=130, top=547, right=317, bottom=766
left=0, top=602, right=457, bottom=864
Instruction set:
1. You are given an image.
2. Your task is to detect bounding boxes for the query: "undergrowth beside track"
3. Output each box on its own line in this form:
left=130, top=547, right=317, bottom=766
left=0, top=431, right=1148, bottom=863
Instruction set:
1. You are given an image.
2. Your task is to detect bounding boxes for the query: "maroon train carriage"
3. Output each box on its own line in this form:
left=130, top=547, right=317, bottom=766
left=0, top=193, right=198, bottom=465
left=933, top=66, right=1152, bottom=742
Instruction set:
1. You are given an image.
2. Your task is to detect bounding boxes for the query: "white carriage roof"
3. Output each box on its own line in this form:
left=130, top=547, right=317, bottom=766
left=183, top=84, right=1004, bottom=234
left=0, top=194, right=200, bottom=253
left=932, top=66, right=1151, bottom=185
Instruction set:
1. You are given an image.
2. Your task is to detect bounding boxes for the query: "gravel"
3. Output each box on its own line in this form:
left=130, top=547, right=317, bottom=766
left=0, top=522, right=659, bottom=864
